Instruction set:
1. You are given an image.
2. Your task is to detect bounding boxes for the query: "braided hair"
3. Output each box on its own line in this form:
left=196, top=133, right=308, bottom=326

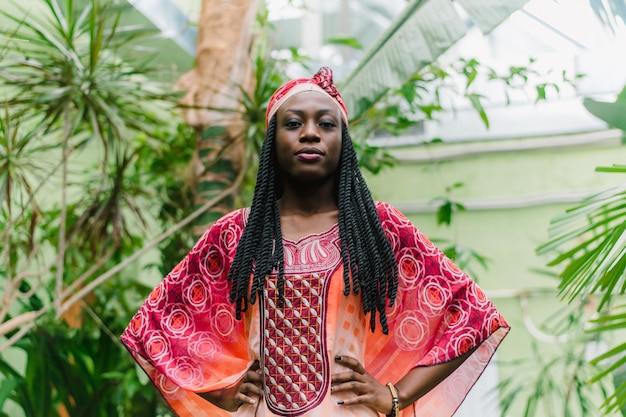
left=227, top=117, right=399, bottom=334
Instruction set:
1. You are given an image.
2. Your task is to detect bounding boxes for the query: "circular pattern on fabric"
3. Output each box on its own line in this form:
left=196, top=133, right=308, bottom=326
left=469, top=284, right=490, bottom=308
left=379, top=218, right=401, bottom=252
left=210, top=303, right=238, bottom=342
left=443, top=300, right=470, bottom=330
left=145, top=330, right=172, bottom=363
left=127, top=310, right=146, bottom=339
left=183, top=275, right=213, bottom=313
left=168, top=258, right=188, bottom=283
left=166, top=357, right=204, bottom=390
left=398, top=250, right=424, bottom=290
left=385, top=294, right=403, bottom=323
left=440, top=256, right=467, bottom=281
left=489, top=312, right=503, bottom=334
left=147, top=284, right=167, bottom=309
left=474, top=335, right=497, bottom=362
left=414, top=232, right=439, bottom=256
left=164, top=307, right=194, bottom=336
left=220, top=225, right=241, bottom=252
left=188, top=331, right=223, bottom=362
left=157, top=373, right=184, bottom=400
left=419, top=348, right=442, bottom=365
left=418, top=275, right=452, bottom=318
left=201, top=247, right=226, bottom=280
left=450, top=327, right=481, bottom=356
left=394, top=310, right=430, bottom=351
left=381, top=203, right=411, bottom=227
left=441, top=365, right=474, bottom=407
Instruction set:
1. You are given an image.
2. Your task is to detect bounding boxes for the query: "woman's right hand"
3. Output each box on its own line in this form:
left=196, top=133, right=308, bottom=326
left=199, top=360, right=264, bottom=411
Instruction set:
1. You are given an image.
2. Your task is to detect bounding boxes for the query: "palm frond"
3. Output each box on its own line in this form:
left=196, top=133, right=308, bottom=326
left=341, top=0, right=529, bottom=121
left=537, top=165, right=626, bottom=412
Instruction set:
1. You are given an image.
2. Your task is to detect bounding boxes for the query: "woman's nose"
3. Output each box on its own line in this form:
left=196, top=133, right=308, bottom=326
left=300, top=121, right=320, bottom=141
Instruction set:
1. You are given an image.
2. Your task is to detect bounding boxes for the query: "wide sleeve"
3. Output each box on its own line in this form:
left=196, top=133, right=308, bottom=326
left=120, top=209, right=251, bottom=417
left=365, top=202, right=510, bottom=417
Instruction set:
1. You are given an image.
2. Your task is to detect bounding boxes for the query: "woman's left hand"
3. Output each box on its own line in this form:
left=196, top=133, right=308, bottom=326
left=330, top=355, right=394, bottom=415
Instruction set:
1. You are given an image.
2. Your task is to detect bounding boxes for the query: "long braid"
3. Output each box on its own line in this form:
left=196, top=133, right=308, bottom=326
left=228, top=118, right=283, bottom=317
left=336, top=124, right=398, bottom=334
left=228, top=119, right=398, bottom=333
left=337, top=138, right=358, bottom=296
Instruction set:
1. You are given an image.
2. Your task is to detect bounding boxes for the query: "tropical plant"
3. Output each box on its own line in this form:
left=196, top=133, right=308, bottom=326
left=588, top=0, right=626, bottom=35
left=339, top=0, right=531, bottom=122
left=0, top=0, right=191, bottom=414
left=498, top=303, right=620, bottom=417
left=0, top=309, right=173, bottom=417
left=0, top=0, right=181, bottom=339
left=584, top=85, right=626, bottom=132
left=494, top=1, right=626, bottom=415
left=536, top=164, right=626, bottom=414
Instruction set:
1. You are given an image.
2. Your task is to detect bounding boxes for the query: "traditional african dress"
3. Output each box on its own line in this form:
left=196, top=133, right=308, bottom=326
left=121, top=202, right=509, bottom=417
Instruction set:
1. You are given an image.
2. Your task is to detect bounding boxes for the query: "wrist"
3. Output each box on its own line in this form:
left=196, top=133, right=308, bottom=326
left=386, top=382, right=400, bottom=417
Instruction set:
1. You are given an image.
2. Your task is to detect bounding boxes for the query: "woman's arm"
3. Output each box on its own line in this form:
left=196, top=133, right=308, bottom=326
left=331, top=350, right=474, bottom=415
left=394, top=348, right=475, bottom=410
left=197, top=360, right=264, bottom=412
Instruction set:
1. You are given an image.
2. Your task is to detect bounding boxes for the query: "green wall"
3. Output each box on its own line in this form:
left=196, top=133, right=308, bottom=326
left=364, top=129, right=626, bottom=416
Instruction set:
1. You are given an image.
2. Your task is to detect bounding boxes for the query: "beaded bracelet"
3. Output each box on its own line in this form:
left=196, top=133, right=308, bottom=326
left=386, top=382, right=400, bottom=417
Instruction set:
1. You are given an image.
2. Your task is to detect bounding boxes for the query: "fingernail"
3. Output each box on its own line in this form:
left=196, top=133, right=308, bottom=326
left=335, top=355, right=342, bottom=361
left=337, top=401, right=344, bottom=405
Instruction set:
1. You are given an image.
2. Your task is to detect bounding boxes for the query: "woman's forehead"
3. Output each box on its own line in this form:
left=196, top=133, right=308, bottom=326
left=277, top=91, right=342, bottom=118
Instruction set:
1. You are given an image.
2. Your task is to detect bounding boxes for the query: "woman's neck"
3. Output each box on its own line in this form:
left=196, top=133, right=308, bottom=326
left=279, top=181, right=337, bottom=215
left=278, top=183, right=338, bottom=241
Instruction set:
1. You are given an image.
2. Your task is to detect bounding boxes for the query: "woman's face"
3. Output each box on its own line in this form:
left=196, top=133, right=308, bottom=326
left=274, top=91, right=343, bottom=186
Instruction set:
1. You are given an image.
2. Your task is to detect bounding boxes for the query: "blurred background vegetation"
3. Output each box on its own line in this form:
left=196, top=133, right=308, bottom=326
left=1, top=0, right=625, bottom=416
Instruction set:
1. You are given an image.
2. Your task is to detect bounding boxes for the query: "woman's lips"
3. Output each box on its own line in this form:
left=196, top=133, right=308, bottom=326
left=295, top=148, right=323, bottom=161
left=296, top=152, right=323, bottom=161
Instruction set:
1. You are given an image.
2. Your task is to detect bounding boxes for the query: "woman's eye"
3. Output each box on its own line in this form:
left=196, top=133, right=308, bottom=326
left=319, top=121, right=336, bottom=129
left=285, top=120, right=301, bottom=128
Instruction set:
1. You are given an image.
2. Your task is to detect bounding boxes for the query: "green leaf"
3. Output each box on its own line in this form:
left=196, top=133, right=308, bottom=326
left=467, top=93, right=489, bottom=128
left=0, top=377, right=20, bottom=409
left=536, top=84, right=547, bottom=101
left=341, top=0, right=529, bottom=121
left=325, top=35, right=362, bottom=50
left=583, top=85, right=626, bottom=131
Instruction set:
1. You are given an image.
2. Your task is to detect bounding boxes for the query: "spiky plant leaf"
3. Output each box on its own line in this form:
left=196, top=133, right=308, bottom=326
left=341, top=0, right=529, bottom=121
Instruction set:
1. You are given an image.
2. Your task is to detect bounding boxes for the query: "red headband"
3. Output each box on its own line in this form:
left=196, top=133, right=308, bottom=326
left=266, top=67, right=348, bottom=128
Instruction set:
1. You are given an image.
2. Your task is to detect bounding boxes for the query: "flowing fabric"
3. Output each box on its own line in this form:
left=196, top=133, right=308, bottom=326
left=121, top=202, right=509, bottom=416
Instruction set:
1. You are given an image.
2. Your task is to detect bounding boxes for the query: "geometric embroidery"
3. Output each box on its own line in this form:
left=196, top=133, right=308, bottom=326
left=261, top=227, right=340, bottom=416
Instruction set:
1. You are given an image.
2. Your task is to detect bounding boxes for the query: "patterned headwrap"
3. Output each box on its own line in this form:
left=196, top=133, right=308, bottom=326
left=266, top=67, right=348, bottom=128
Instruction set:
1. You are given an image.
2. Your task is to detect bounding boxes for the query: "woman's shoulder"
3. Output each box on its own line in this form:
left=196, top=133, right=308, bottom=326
left=374, top=201, right=416, bottom=232
left=194, top=208, right=249, bottom=249
left=374, top=201, right=405, bottom=221
left=198, top=207, right=249, bottom=240
left=213, top=207, right=250, bottom=228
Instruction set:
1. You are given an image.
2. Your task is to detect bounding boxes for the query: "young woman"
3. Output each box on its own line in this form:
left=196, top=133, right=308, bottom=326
left=121, top=67, right=509, bottom=417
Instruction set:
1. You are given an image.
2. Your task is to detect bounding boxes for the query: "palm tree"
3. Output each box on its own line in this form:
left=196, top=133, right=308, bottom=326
left=534, top=2, right=626, bottom=413
left=0, top=0, right=189, bottom=414
left=536, top=104, right=626, bottom=414
left=0, top=0, right=178, bottom=346
left=176, top=0, right=260, bottom=239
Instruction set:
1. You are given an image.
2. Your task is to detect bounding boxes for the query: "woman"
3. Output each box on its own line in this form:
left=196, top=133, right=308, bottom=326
left=121, top=67, right=509, bottom=417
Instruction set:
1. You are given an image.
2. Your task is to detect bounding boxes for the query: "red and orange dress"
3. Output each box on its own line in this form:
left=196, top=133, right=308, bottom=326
left=121, top=201, right=509, bottom=417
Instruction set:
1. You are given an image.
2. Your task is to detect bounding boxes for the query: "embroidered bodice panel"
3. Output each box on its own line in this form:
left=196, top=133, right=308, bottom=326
left=261, top=225, right=341, bottom=416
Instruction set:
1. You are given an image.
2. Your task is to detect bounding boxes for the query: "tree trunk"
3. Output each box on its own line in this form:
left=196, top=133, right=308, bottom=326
left=177, top=0, right=260, bottom=238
